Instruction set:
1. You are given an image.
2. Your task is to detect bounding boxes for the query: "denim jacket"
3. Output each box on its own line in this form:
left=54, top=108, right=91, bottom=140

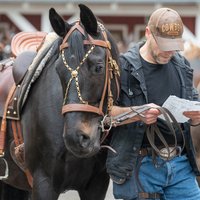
left=106, top=42, right=199, bottom=199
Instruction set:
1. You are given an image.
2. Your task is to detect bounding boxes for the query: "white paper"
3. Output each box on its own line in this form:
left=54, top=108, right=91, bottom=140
left=161, top=95, right=200, bottom=123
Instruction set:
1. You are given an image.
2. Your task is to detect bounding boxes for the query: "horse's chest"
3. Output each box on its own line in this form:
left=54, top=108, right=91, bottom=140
left=54, top=156, right=101, bottom=190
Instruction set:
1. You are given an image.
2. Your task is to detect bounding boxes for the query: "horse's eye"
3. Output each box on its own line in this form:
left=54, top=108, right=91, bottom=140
left=95, top=65, right=103, bottom=73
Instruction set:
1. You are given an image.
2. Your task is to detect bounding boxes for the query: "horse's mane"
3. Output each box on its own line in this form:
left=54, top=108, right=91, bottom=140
left=105, top=29, right=120, bottom=63
left=97, top=18, right=120, bottom=63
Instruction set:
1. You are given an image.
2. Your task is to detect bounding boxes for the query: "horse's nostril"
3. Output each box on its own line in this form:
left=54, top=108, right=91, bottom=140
left=78, top=133, right=90, bottom=148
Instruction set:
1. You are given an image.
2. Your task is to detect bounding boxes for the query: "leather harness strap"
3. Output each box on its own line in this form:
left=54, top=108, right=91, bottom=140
left=11, top=120, right=33, bottom=187
left=11, top=120, right=23, bottom=146
left=0, top=84, right=16, bottom=156
left=0, top=83, right=33, bottom=187
left=62, top=103, right=104, bottom=116
left=60, top=39, right=110, bottom=50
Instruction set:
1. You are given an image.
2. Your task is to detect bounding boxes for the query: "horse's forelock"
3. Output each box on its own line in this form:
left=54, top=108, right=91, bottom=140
left=67, top=30, right=85, bottom=66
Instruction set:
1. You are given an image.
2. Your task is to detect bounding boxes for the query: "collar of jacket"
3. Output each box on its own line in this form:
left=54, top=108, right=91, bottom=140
left=120, top=41, right=148, bottom=102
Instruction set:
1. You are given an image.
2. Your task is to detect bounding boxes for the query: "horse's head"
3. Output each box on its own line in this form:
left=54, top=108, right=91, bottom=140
left=49, top=4, right=120, bottom=157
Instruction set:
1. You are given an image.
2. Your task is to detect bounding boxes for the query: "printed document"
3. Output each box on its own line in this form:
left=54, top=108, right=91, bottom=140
left=162, top=95, right=200, bottom=123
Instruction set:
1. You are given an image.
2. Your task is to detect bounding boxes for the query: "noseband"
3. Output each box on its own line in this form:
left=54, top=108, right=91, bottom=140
left=61, top=21, right=120, bottom=117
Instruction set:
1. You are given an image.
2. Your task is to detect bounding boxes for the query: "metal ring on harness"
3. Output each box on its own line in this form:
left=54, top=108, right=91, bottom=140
left=100, top=114, right=113, bottom=132
left=0, top=158, right=9, bottom=180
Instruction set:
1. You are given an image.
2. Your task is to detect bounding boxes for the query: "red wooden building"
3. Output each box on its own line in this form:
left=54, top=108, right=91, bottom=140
left=0, top=0, right=199, bottom=52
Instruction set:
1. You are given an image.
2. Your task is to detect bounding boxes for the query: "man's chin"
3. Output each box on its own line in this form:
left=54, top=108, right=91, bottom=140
left=157, top=58, right=170, bottom=64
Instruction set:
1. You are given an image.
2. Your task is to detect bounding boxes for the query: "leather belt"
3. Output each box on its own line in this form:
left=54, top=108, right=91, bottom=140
left=139, top=192, right=161, bottom=199
left=139, top=146, right=183, bottom=160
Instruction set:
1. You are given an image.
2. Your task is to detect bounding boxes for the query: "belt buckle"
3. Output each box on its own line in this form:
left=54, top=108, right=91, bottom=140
left=159, top=147, right=178, bottom=160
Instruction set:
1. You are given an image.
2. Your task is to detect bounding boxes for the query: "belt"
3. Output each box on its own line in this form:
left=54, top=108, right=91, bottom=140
left=139, top=192, right=161, bottom=199
left=139, top=146, right=183, bottom=160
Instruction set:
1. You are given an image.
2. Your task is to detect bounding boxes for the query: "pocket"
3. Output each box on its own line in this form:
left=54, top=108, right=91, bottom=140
left=121, top=85, right=144, bottom=106
left=113, top=175, right=138, bottom=199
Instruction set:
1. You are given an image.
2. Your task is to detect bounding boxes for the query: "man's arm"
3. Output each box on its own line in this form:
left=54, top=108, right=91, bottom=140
left=111, top=104, right=160, bottom=126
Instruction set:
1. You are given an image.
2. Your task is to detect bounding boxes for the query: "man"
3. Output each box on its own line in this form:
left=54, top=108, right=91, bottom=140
left=107, top=7, right=200, bottom=200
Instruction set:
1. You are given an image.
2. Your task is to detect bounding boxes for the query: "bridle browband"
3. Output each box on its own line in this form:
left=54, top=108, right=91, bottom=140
left=60, top=21, right=120, bottom=118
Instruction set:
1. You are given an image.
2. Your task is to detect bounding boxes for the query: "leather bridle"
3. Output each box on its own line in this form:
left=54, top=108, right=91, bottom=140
left=60, top=21, right=120, bottom=119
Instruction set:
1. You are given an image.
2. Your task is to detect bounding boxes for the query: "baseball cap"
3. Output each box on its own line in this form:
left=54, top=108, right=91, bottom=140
left=148, top=7, right=184, bottom=51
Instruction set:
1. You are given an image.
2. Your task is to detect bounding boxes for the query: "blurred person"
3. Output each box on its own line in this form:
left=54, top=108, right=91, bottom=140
left=117, top=40, right=128, bottom=54
left=183, top=42, right=200, bottom=88
left=0, top=41, right=5, bottom=60
left=0, top=27, right=12, bottom=60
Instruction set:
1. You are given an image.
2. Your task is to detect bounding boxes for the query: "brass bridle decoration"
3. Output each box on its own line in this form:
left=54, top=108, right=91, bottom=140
left=61, top=21, right=120, bottom=119
left=61, top=45, right=95, bottom=105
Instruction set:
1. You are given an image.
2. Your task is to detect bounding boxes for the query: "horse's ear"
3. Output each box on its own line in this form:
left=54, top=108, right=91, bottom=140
left=79, top=4, right=98, bottom=36
left=49, top=8, right=71, bottom=37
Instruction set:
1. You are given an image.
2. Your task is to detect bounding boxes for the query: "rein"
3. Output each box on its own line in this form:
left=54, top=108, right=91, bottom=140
left=146, top=107, right=185, bottom=161
left=102, top=105, right=185, bottom=157
left=60, top=21, right=120, bottom=120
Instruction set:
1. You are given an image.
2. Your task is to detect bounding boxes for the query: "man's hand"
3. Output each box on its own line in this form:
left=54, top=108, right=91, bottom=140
left=140, top=103, right=160, bottom=124
left=183, top=111, right=200, bottom=126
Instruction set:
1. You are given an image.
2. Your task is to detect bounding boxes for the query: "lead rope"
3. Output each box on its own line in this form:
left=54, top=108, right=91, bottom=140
left=100, top=106, right=151, bottom=153
left=146, top=107, right=185, bottom=163
left=101, top=106, right=185, bottom=156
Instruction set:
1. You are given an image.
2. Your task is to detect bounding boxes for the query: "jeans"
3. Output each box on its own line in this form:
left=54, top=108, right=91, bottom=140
left=112, top=155, right=200, bottom=200
left=138, top=155, right=200, bottom=200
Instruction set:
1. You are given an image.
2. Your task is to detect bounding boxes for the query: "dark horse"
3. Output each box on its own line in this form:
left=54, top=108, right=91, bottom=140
left=0, top=4, right=120, bottom=200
